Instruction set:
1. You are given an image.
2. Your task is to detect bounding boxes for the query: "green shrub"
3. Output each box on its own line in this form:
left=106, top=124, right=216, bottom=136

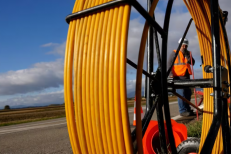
left=4, top=105, right=10, bottom=110
left=187, top=121, right=202, bottom=138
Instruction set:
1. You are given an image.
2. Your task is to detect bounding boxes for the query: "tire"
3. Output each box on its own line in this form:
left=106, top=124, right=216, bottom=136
left=177, top=137, right=200, bottom=154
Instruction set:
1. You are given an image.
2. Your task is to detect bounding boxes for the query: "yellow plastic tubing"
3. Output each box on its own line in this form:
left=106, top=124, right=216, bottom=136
left=64, top=0, right=134, bottom=153
left=135, top=0, right=158, bottom=154
left=183, top=0, right=230, bottom=153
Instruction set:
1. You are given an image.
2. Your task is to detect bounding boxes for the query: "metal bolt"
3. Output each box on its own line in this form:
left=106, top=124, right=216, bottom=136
left=210, top=93, right=214, bottom=96
left=207, top=67, right=214, bottom=73
left=151, top=93, right=155, bottom=97
left=151, top=72, right=155, bottom=75
left=222, top=92, right=225, bottom=97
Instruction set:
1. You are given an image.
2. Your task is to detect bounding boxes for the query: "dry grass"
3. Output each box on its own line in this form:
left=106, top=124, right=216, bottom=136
left=0, top=96, right=183, bottom=127
left=0, top=105, right=65, bottom=126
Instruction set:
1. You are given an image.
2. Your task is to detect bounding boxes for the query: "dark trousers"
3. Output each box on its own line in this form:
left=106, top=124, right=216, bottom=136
left=176, top=88, right=192, bottom=113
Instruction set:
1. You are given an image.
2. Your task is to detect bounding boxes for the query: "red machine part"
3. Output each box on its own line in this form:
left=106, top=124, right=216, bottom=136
left=195, top=91, right=204, bottom=106
left=143, top=120, right=187, bottom=154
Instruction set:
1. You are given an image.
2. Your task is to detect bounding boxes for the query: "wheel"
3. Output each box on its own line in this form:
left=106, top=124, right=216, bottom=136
left=176, top=138, right=200, bottom=154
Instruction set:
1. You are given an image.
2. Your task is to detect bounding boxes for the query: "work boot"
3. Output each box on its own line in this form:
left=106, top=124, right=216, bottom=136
left=180, top=111, right=191, bottom=117
left=180, top=110, right=196, bottom=117
left=188, top=110, right=196, bottom=116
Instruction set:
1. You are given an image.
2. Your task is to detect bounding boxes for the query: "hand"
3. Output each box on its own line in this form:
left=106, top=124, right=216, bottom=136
left=185, top=50, right=190, bottom=56
left=184, top=50, right=190, bottom=57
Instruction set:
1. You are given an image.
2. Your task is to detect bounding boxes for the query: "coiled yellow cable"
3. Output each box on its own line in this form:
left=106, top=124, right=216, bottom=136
left=65, top=0, right=230, bottom=154
left=183, top=0, right=230, bottom=153
left=64, top=0, right=133, bottom=153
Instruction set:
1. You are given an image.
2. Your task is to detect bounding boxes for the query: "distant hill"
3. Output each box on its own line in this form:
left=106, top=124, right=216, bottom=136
left=8, top=103, right=63, bottom=110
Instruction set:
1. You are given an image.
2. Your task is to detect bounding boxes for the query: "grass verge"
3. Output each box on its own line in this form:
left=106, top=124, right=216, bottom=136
left=186, top=117, right=202, bottom=138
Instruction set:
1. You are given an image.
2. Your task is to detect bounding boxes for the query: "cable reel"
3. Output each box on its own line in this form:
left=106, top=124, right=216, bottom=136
left=64, top=0, right=231, bottom=153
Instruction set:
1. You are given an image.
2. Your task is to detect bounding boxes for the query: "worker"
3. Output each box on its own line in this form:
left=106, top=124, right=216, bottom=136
left=167, top=38, right=195, bottom=117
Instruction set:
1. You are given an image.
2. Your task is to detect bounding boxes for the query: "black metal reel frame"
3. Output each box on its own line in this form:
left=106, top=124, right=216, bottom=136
left=219, top=10, right=231, bottom=124
left=66, top=0, right=231, bottom=153
left=66, top=0, right=174, bottom=153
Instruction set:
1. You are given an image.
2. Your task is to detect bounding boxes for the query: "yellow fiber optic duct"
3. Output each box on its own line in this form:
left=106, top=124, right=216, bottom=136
left=65, top=0, right=230, bottom=153
left=182, top=0, right=230, bottom=153
left=64, top=0, right=134, bottom=153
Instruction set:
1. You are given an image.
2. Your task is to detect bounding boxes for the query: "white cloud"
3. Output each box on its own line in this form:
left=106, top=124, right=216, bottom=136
left=2, top=0, right=231, bottom=107
left=0, top=90, right=64, bottom=109
left=0, top=59, right=64, bottom=95
left=127, top=77, right=145, bottom=93
left=192, top=68, right=203, bottom=79
left=41, top=42, right=59, bottom=47
left=127, top=17, right=145, bottom=65
left=45, top=41, right=66, bottom=56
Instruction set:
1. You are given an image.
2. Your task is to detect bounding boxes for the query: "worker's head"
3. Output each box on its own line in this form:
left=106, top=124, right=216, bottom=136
left=178, top=38, right=189, bottom=52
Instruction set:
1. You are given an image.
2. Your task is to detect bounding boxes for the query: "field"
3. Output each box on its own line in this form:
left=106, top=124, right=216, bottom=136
left=0, top=96, right=179, bottom=127
left=0, top=105, right=66, bottom=126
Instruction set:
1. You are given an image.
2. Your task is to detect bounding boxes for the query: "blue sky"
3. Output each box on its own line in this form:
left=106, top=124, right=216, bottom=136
left=0, top=0, right=230, bottom=109
left=0, top=0, right=73, bottom=72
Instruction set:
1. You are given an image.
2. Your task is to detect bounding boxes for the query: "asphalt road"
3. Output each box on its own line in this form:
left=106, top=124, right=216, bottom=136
left=0, top=99, right=200, bottom=154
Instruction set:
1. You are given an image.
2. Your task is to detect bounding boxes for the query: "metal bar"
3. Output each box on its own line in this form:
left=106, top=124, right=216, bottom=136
left=66, top=0, right=166, bottom=36
left=219, top=11, right=231, bottom=126
left=142, top=96, right=158, bottom=136
left=221, top=98, right=231, bottom=154
left=166, top=18, right=193, bottom=77
left=173, top=92, right=203, bottom=112
left=160, top=0, right=177, bottom=153
left=156, top=97, right=168, bottom=154
left=200, top=0, right=222, bottom=152
left=219, top=11, right=231, bottom=154
left=66, top=0, right=127, bottom=23
left=131, top=97, right=158, bottom=142
left=170, top=79, right=213, bottom=89
left=127, top=0, right=166, bottom=36
left=190, top=52, right=199, bottom=120
left=146, top=0, right=154, bottom=113
left=153, top=13, right=161, bottom=66
left=152, top=9, right=166, bottom=154
left=131, top=97, right=157, bottom=153
left=145, top=75, right=147, bottom=98
left=126, top=58, right=154, bottom=79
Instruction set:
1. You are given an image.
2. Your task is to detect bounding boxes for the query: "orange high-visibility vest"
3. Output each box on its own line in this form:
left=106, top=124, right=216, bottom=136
left=172, top=50, right=192, bottom=77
